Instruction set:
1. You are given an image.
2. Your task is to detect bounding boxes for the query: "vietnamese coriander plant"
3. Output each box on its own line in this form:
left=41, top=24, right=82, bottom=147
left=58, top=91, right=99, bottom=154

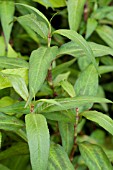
left=0, top=0, right=113, bottom=170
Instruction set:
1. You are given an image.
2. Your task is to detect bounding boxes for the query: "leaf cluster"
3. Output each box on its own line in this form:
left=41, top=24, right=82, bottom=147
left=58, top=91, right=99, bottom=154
left=0, top=0, right=113, bottom=169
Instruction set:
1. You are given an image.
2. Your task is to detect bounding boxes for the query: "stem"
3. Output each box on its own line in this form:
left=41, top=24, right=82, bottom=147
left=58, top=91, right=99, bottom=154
left=47, top=64, right=58, bottom=98
left=48, top=31, right=51, bottom=47
left=70, top=108, right=79, bottom=162
left=84, top=2, right=89, bottom=22
left=30, top=104, right=34, bottom=113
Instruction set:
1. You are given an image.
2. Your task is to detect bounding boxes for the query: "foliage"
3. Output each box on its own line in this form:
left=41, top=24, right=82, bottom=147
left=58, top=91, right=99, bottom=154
left=0, top=0, right=113, bottom=169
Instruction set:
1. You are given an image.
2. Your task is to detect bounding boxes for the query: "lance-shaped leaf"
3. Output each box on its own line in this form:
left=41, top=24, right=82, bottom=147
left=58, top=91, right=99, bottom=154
left=42, top=110, right=75, bottom=123
left=16, top=3, right=51, bottom=30
left=58, top=41, right=113, bottom=58
left=79, top=142, right=113, bottom=170
left=96, top=25, right=113, bottom=48
left=17, top=13, right=48, bottom=39
left=25, top=114, right=50, bottom=170
left=0, top=112, right=27, bottom=141
left=48, top=143, right=74, bottom=170
left=0, top=0, right=15, bottom=47
left=60, top=80, right=76, bottom=97
left=7, top=74, right=29, bottom=101
left=0, top=57, right=28, bottom=69
left=67, top=0, right=86, bottom=31
left=58, top=122, right=74, bottom=155
left=89, top=42, right=113, bottom=57
left=35, top=96, right=112, bottom=113
left=54, top=29, right=98, bottom=72
left=33, top=0, right=66, bottom=8
left=85, top=18, right=98, bottom=39
left=91, top=6, right=113, bottom=20
left=0, top=72, right=28, bottom=101
left=0, top=101, right=29, bottom=115
left=27, top=46, right=58, bottom=106
left=0, top=68, right=28, bottom=90
left=80, top=111, right=113, bottom=135
left=74, top=64, right=98, bottom=96
left=99, top=66, right=113, bottom=74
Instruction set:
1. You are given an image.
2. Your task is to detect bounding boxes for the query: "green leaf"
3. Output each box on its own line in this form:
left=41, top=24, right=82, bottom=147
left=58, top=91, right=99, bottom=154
left=0, top=57, right=28, bottom=69
left=6, top=155, right=30, bottom=170
left=0, top=36, right=18, bottom=58
left=0, top=101, right=30, bottom=115
left=85, top=18, right=98, bottom=39
left=0, top=112, right=27, bottom=141
left=98, top=0, right=112, bottom=7
left=7, top=74, right=29, bottom=101
left=74, top=64, right=98, bottom=112
left=54, top=29, right=98, bottom=72
left=0, top=112, right=24, bottom=131
left=99, top=66, right=113, bottom=74
left=79, top=142, right=113, bottom=170
left=35, top=96, right=112, bottom=113
left=60, top=80, right=76, bottom=97
left=52, top=59, right=76, bottom=78
left=78, top=56, right=91, bottom=71
left=48, top=143, right=74, bottom=170
left=96, top=25, right=113, bottom=48
left=0, top=132, right=2, bottom=149
left=96, top=86, right=108, bottom=112
left=0, top=164, right=10, bottom=170
left=0, top=68, right=28, bottom=90
left=25, top=114, right=50, bottom=170
left=0, top=0, right=15, bottom=47
left=27, top=46, right=58, bottom=106
left=16, top=3, right=51, bottom=30
left=33, top=0, right=66, bottom=8
left=17, top=13, right=48, bottom=39
left=0, top=142, right=29, bottom=160
left=53, top=72, right=70, bottom=86
left=67, top=0, right=86, bottom=31
left=42, top=110, right=75, bottom=123
left=89, top=42, right=113, bottom=57
left=80, top=111, right=113, bottom=135
left=104, top=149, right=113, bottom=163
left=101, top=56, right=113, bottom=66
left=58, top=122, right=74, bottom=155
left=17, top=22, right=40, bottom=43
left=0, top=96, right=15, bottom=108
left=58, top=41, right=113, bottom=58
left=92, top=6, right=113, bottom=20
left=106, top=11, right=113, bottom=21
left=74, top=64, right=98, bottom=96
